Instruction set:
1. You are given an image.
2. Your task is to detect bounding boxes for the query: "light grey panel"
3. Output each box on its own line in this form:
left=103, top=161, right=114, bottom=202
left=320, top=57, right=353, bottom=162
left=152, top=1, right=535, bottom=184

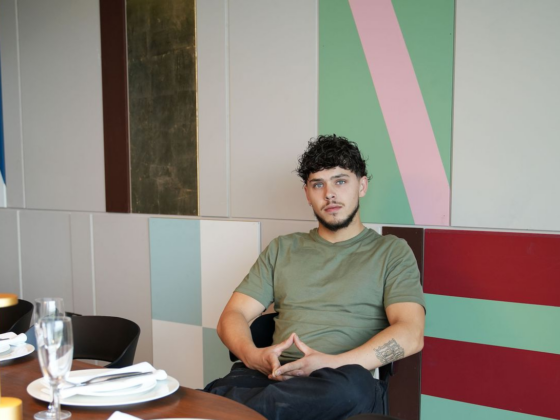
left=93, top=214, right=152, bottom=364
left=260, top=219, right=317, bottom=250
left=20, top=211, right=74, bottom=310
left=70, top=213, right=94, bottom=315
left=0, top=0, right=25, bottom=208
left=0, top=209, right=21, bottom=294
left=18, top=0, right=105, bottom=212
left=229, top=0, right=317, bottom=220
left=197, top=0, right=229, bottom=217
left=452, top=0, right=560, bottom=231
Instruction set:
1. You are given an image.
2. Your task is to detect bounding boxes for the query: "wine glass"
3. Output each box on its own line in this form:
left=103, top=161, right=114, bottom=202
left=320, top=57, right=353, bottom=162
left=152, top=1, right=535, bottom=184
left=33, top=297, right=65, bottom=324
left=34, top=316, right=74, bottom=420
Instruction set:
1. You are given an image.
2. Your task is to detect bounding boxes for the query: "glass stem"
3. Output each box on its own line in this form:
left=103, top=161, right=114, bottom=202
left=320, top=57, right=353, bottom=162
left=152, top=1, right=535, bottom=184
left=52, top=384, right=61, bottom=420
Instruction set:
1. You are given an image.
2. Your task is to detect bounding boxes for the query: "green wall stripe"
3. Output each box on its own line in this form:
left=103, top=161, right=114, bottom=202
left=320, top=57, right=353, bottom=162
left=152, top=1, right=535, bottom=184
left=150, top=218, right=202, bottom=326
left=425, top=294, right=560, bottom=354
left=203, top=327, right=234, bottom=387
left=421, top=395, right=555, bottom=420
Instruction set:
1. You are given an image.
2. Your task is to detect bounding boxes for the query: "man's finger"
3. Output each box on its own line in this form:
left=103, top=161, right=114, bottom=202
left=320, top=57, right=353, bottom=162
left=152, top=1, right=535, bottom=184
left=293, top=334, right=311, bottom=355
left=275, top=333, right=295, bottom=352
left=274, top=360, right=302, bottom=377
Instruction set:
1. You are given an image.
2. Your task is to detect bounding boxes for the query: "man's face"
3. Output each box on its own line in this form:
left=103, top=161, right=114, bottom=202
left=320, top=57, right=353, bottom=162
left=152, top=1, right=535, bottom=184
left=304, top=167, right=368, bottom=232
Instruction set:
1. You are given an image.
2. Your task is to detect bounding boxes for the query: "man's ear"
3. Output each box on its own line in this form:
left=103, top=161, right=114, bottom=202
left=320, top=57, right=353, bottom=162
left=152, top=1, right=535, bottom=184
left=304, top=183, right=311, bottom=204
left=359, top=176, right=368, bottom=197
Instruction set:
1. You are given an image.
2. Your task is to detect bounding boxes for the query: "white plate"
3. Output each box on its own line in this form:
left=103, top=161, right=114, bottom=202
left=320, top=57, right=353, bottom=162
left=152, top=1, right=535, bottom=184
left=27, top=368, right=180, bottom=407
left=78, top=378, right=157, bottom=397
left=0, top=344, right=34, bottom=361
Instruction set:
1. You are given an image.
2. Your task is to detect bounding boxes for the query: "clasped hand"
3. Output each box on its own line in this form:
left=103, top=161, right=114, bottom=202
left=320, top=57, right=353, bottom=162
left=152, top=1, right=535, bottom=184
left=243, top=333, right=338, bottom=381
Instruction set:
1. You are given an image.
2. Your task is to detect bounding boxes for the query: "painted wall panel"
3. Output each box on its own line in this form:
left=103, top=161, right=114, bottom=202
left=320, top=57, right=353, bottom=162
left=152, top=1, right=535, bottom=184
left=19, top=211, right=73, bottom=309
left=93, top=214, right=152, bottom=364
left=0, top=209, right=20, bottom=294
left=69, top=213, right=94, bottom=315
left=229, top=0, right=317, bottom=220
left=452, top=0, right=560, bottom=231
left=260, top=219, right=318, bottom=250
left=203, top=327, right=233, bottom=387
left=0, top=0, right=25, bottom=208
left=17, top=0, right=105, bottom=211
left=197, top=0, right=229, bottom=217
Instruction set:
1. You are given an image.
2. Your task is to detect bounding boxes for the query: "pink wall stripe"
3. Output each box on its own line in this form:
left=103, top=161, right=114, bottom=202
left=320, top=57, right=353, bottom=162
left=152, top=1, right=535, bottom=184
left=349, top=0, right=450, bottom=226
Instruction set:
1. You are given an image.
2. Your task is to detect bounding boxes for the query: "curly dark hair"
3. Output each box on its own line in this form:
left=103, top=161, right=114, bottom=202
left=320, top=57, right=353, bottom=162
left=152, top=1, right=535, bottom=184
left=296, top=134, right=370, bottom=183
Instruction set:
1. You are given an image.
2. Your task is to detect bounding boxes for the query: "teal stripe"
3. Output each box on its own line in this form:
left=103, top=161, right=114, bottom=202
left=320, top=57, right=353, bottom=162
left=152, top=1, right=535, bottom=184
left=149, top=218, right=202, bottom=326
left=203, top=327, right=233, bottom=387
left=421, top=395, right=555, bottom=420
left=425, top=294, right=560, bottom=354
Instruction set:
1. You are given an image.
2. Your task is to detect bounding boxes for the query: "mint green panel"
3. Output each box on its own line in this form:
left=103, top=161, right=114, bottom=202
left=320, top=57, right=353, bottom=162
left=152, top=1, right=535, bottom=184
left=393, top=0, right=454, bottom=182
left=149, top=218, right=202, bottom=326
left=203, top=327, right=233, bottom=387
left=421, top=396, right=555, bottom=420
left=425, top=294, right=560, bottom=355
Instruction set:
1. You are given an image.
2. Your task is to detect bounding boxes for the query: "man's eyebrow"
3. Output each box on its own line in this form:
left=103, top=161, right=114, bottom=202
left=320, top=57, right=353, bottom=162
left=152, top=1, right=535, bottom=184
left=308, top=173, right=350, bottom=183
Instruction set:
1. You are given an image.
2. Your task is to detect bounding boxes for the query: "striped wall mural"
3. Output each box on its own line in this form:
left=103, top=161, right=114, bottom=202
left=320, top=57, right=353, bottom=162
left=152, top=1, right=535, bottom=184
left=319, top=0, right=453, bottom=226
left=149, top=218, right=260, bottom=389
left=422, top=230, right=560, bottom=420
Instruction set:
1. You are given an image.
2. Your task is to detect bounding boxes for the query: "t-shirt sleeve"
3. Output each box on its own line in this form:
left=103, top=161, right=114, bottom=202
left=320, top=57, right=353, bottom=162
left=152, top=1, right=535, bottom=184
left=234, top=239, right=277, bottom=309
left=383, top=238, right=426, bottom=311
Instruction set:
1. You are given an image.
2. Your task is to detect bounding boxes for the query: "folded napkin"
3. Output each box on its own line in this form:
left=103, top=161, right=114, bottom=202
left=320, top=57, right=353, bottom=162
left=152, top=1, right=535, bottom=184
left=107, top=412, right=142, bottom=420
left=0, top=332, right=27, bottom=346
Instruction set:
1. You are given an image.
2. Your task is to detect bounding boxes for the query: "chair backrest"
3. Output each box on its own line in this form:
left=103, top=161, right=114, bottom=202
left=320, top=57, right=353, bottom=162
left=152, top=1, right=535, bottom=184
left=0, top=299, right=34, bottom=334
left=71, top=315, right=140, bottom=368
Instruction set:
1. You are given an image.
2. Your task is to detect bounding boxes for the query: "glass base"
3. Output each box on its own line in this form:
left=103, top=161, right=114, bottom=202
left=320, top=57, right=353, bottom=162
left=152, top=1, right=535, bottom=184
left=34, top=409, right=71, bottom=420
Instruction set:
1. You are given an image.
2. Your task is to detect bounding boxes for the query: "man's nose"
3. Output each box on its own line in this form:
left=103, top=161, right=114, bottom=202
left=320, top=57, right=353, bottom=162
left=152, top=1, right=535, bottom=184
left=325, top=186, right=335, bottom=200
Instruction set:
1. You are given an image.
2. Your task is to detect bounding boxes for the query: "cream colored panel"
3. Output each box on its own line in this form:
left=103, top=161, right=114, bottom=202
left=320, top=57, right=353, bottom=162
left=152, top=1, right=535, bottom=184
left=197, top=0, right=229, bottom=217
left=17, top=0, right=105, bottom=211
left=260, top=219, right=318, bottom=250
left=452, top=0, right=560, bottom=231
left=0, top=0, right=25, bottom=208
left=93, top=214, right=152, bottom=363
left=200, top=220, right=260, bottom=328
left=0, top=209, right=21, bottom=294
left=229, top=0, right=318, bottom=220
left=70, top=213, right=94, bottom=315
left=20, top=211, right=74, bottom=309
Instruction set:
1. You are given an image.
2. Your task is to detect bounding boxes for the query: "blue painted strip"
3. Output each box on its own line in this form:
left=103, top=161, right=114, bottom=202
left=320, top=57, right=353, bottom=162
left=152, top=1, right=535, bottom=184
left=202, top=327, right=233, bottom=387
left=421, top=395, right=555, bottom=420
left=149, top=218, right=202, bottom=326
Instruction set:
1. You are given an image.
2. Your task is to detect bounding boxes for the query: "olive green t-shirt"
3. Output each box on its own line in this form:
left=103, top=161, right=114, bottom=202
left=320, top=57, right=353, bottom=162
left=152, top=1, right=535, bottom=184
left=235, top=228, right=425, bottom=362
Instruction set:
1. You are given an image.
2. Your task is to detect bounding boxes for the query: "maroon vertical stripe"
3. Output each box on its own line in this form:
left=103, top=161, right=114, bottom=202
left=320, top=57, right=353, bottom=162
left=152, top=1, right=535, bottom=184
left=422, top=337, right=560, bottom=419
left=100, top=0, right=130, bottom=213
left=382, top=227, right=424, bottom=420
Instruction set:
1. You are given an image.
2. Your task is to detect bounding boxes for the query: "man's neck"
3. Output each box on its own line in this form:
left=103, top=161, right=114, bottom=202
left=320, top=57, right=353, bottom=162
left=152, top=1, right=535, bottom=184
left=317, top=220, right=366, bottom=243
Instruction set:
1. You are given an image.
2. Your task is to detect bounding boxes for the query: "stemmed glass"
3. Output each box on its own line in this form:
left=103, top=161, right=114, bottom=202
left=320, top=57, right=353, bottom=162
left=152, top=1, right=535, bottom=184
left=35, top=316, right=74, bottom=420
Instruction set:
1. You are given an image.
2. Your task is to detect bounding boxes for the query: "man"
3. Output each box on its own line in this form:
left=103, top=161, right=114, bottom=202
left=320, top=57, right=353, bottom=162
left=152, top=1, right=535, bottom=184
left=204, top=135, right=425, bottom=420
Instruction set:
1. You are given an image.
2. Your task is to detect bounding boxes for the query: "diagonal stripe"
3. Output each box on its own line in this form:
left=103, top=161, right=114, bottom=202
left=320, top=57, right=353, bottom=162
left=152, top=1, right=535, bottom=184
left=424, top=229, right=560, bottom=307
left=349, top=0, right=450, bottom=226
left=425, top=294, right=560, bottom=355
left=422, top=337, right=560, bottom=419
left=421, top=395, right=556, bottom=420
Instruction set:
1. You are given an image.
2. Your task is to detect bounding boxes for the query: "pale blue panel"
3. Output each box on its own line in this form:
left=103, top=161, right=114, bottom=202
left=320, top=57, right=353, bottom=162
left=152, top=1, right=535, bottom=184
left=421, top=395, right=555, bottom=420
left=150, top=218, right=201, bottom=326
left=203, top=327, right=233, bottom=387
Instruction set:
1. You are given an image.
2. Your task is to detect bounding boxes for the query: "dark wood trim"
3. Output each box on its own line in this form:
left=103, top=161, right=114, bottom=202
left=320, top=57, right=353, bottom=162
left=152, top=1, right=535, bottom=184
left=100, top=0, right=130, bottom=213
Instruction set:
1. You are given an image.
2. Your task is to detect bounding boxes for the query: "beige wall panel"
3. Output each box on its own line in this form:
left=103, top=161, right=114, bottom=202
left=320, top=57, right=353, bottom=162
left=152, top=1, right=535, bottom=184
left=0, top=0, right=25, bottom=208
left=0, top=209, right=21, bottom=294
left=17, top=0, right=105, bottom=212
left=20, top=211, right=74, bottom=309
left=260, top=219, right=318, bottom=250
left=197, top=0, right=229, bottom=217
left=229, top=0, right=317, bottom=220
left=70, top=213, right=94, bottom=315
left=452, top=0, right=560, bottom=231
left=92, top=214, right=153, bottom=364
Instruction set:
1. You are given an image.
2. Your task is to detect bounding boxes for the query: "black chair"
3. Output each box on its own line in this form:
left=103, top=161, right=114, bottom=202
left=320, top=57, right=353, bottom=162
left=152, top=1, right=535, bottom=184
left=71, top=316, right=140, bottom=368
left=229, top=313, right=394, bottom=414
left=0, top=299, right=33, bottom=334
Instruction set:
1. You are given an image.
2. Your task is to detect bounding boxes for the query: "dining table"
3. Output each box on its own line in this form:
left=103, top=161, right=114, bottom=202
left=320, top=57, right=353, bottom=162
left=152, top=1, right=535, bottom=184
left=1, top=350, right=266, bottom=420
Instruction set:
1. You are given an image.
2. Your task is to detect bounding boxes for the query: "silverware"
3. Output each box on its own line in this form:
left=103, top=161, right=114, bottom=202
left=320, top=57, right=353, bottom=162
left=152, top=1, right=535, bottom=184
left=65, top=371, right=153, bottom=389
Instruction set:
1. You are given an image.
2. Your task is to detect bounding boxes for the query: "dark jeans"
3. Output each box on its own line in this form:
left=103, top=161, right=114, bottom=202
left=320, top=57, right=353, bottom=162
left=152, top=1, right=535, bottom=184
left=203, top=362, right=387, bottom=420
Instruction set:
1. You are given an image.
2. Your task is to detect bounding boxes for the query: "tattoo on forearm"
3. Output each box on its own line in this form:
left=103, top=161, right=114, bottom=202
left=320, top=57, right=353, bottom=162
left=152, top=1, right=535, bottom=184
left=374, top=339, right=405, bottom=364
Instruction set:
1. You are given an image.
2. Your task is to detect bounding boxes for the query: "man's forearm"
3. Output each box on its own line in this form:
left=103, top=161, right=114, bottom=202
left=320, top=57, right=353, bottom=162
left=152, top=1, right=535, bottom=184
left=217, top=310, right=258, bottom=365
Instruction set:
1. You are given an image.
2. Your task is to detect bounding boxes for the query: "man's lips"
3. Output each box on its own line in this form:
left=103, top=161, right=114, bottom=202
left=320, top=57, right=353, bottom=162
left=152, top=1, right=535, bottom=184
left=323, top=204, right=343, bottom=213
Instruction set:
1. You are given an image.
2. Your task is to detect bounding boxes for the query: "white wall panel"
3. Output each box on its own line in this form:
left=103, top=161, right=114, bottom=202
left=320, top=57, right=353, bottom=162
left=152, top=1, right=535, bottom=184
left=260, top=219, right=317, bottom=250
left=20, top=210, right=74, bottom=309
left=0, top=0, right=25, bottom=208
left=93, top=214, right=152, bottom=364
left=452, top=0, right=560, bottom=231
left=70, top=213, right=94, bottom=315
left=197, top=0, right=229, bottom=217
left=17, top=0, right=105, bottom=212
left=0, top=209, right=21, bottom=294
left=200, top=220, right=260, bottom=328
left=229, top=0, right=317, bottom=220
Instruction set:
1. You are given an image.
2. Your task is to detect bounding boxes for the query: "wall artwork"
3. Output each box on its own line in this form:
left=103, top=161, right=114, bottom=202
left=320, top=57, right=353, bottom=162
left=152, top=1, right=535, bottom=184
left=127, top=0, right=198, bottom=215
left=319, top=0, right=453, bottom=226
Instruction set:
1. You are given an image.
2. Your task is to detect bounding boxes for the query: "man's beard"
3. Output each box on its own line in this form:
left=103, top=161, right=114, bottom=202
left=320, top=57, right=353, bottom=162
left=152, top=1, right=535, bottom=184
left=314, top=202, right=360, bottom=232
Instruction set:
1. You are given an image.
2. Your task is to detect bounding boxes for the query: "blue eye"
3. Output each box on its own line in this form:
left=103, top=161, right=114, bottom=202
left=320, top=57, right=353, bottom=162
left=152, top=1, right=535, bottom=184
left=336, top=179, right=346, bottom=185
left=313, top=183, right=323, bottom=189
